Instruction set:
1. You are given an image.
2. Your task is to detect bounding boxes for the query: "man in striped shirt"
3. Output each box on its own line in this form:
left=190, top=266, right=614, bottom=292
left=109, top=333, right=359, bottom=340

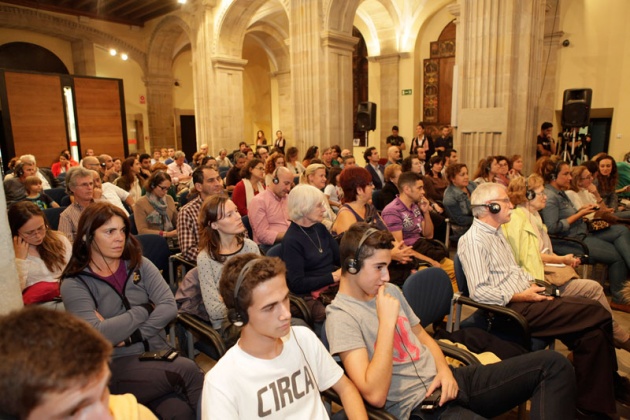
left=458, top=182, right=628, bottom=418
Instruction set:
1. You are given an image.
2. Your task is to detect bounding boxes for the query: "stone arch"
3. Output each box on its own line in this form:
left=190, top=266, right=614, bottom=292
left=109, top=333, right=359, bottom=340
left=0, top=42, right=69, bottom=73
left=245, top=22, right=290, bottom=72
left=0, top=4, right=146, bottom=73
left=147, top=15, right=193, bottom=76
left=214, top=0, right=288, bottom=58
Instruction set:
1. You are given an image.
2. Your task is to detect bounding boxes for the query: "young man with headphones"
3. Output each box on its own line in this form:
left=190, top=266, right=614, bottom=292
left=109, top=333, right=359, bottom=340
left=459, top=182, right=630, bottom=417
left=326, top=222, right=576, bottom=419
left=248, top=166, right=294, bottom=248
left=202, top=253, right=367, bottom=419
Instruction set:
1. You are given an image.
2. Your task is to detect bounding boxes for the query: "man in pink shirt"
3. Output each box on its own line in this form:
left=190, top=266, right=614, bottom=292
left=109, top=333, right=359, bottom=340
left=249, top=167, right=293, bottom=248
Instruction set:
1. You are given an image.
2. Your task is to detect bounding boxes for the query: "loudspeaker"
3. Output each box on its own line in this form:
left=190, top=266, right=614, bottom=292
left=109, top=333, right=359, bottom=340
left=561, top=88, right=592, bottom=128
left=356, top=102, right=377, bottom=131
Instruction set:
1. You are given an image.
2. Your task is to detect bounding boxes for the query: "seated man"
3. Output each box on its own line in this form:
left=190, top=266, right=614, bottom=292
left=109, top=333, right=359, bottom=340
left=458, top=182, right=629, bottom=417
left=59, top=166, right=95, bottom=242
left=167, top=150, right=193, bottom=189
left=364, top=147, right=385, bottom=189
left=385, top=146, right=401, bottom=167
left=0, top=307, right=155, bottom=419
left=225, top=152, right=247, bottom=193
left=89, top=169, right=134, bottom=216
left=326, top=223, right=576, bottom=419
left=381, top=171, right=456, bottom=288
left=248, top=166, right=293, bottom=248
left=202, top=254, right=367, bottom=419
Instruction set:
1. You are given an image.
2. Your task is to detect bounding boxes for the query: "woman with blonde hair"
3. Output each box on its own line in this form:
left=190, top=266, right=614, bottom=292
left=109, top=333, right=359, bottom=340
left=299, top=163, right=336, bottom=230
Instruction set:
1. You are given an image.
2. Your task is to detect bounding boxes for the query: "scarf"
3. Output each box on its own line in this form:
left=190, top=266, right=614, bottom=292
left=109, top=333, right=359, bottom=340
left=146, top=193, right=174, bottom=232
left=243, top=178, right=265, bottom=209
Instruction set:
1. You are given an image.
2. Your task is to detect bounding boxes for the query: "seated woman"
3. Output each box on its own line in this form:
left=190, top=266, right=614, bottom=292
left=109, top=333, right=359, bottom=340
left=324, top=166, right=343, bottom=210
left=493, top=155, right=511, bottom=186
left=286, top=146, right=305, bottom=176
left=263, top=152, right=285, bottom=186
left=302, top=146, right=319, bottom=168
left=509, top=154, right=524, bottom=179
left=504, top=174, right=630, bottom=350
left=197, top=195, right=260, bottom=330
left=300, top=163, right=336, bottom=230
left=423, top=155, right=449, bottom=203
left=51, top=151, right=72, bottom=178
left=401, top=154, right=425, bottom=175
left=379, top=163, right=401, bottom=210
left=594, top=154, right=630, bottom=218
left=281, top=184, right=340, bottom=323
left=231, top=158, right=265, bottom=216
left=472, top=155, right=498, bottom=185
left=9, top=201, right=70, bottom=308
left=60, top=202, right=203, bottom=418
left=114, top=157, right=143, bottom=203
left=133, top=171, right=178, bottom=240
left=443, top=163, right=477, bottom=240
left=539, top=156, right=630, bottom=311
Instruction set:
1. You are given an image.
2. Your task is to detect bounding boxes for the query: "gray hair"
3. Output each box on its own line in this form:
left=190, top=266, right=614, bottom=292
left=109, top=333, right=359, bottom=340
left=65, top=166, right=94, bottom=195
left=19, top=154, right=36, bottom=165
left=233, top=152, right=246, bottom=161
left=470, top=182, right=506, bottom=217
left=174, top=150, right=186, bottom=159
left=288, top=184, right=325, bottom=221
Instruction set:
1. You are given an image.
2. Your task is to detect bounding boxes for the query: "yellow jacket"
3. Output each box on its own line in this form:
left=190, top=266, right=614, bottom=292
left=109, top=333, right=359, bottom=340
left=501, top=207, right=545, bottom=280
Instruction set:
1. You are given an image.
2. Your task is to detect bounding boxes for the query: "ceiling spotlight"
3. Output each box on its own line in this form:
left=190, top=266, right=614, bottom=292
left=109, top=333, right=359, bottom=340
left=109, top=48, right=117, bottom=56
left=121, top=53, right=128, bottom=61
left=177, top=0, right=186, bottom=4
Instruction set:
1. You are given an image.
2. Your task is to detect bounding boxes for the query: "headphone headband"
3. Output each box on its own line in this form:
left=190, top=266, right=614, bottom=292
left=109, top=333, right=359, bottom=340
left=230, top=258, right=260, bottom=326
left=345, top=228, right=380, bottom=274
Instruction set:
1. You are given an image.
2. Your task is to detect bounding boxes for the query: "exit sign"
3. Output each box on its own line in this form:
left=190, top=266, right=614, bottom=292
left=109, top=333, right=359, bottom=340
left=401, top=89, right=412, bottom=95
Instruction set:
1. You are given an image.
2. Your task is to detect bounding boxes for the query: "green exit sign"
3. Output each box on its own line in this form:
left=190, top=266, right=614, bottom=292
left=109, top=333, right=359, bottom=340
left=401, top=89, right=412, bottom=95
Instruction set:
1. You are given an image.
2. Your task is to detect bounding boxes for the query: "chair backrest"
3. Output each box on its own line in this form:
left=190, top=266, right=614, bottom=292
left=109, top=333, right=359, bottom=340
left=219, top=166, right=230, bottom=179
left=44, top=187, right=68, bottom=206
left=43, top=206, right=67, bottom=231
left=128, top=213, right=138, bottom=235
left=241, top=215, right=253, bottom=239
left=402, top=267, right=453, bottom=328
left=453, top=254, right=469, bottom=296
left=372, top=189, right=385, bottom=211
left=136, top=234, right=171, bottom=283
left=265, top=243, right=282, bottom=257
left=60, top=195, right=72, bottom=207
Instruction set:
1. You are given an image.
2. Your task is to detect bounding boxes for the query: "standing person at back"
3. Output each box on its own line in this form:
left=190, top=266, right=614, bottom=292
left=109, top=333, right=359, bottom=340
left=386, top=125, right=406, bottom=159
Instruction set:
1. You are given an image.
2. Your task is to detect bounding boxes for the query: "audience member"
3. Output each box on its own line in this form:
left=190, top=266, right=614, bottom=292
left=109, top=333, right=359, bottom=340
left=59, top=166, right=95, bottom=242
left=423, top=155, right=448, bottom=203
left=385, top=146, right=401, bottom=167
left=410, top=121, right=435, bottom=158
left=263, top=151, right=285, bottom=186
left=61, top=202, right=203, bottom=418
left=113, top=157, right=143, bottom=203
left=302, top=145, right=319, bottom=167
left=509, top=154, right=524, bottom=178
left=98, top=154, right=118, bottom=183
left=232, top=158, right=265, bottom=216
left=434, top=124, right=453, bottom=157
left=282, top=184, right=341, bottom=323
left=379, top=163, right=401, bottom=210
left=341, top=154, right=356, bottom=168
left=493, top=155, right=510, bottom=186
left=386, top=125, right=406, bottom=158
left=364, top=146, right=385, bottom=189
left=443, top=163, right=476, bottom=240
left=536, top=121, right=556, bottom=159
left=594, top=154, right=630, bottom=214
left=81, top=155, right=102, bottom=172
left=11, top=154, right=55, bottom=188
left=178, top=167, right=224, bottom=262
left=167, top=151, right=193, bottom=190
left=91, top=170, right=133, bottom=216
left=164, top=147, right=176, bottom=164
left=225, top=152, right=247, bottom=192
left=273, top=130, right=286, bottom=154
left=403, top=149, right=427, bottom=176
left=9, top=201, right=70, bottom=307
left=113, top=157, right=123, bottom=176
left=202, top=254, right=366, bottom=419
left=320, top=147, right=334, bottom=173
left=4, top=161, right=36, bottom=206
left=133, top=171, right=178, bottom=239
left=442, top=148, right=458, bottom=176
left=51, top=151, right=72, bottom=178
left=300, top=164, right=336, bottom=230
left=249, top=166, right=293, bottom=247
left=0, top=307, right=157, bottom=419
left=323, top=166, right=343, bottom=209
left=331, top=145, right=342, bottom=166
left=216, top=148, right=232, bottom=169
left=23, top=175, right=59, bottom=209
left=255, top=129, right=268, bottom=146
left=458, top=182, right=628, bottom=417
left=257, top=146, right=269, bottom=162
left=285, top=146, right=305, bottom=176
left=325, top=222, right=576, bottom=420
left=472, top=155, right=498, bottom=185
left=197, top=196, right=260, bottom=330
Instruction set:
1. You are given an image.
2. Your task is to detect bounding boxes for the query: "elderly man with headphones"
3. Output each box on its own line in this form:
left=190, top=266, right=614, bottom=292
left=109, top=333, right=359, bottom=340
left=202, top=253, right=367, bottom=419
left=458, top=182, right=630, bottom=418
left=3, top=160, right=37, bottom=206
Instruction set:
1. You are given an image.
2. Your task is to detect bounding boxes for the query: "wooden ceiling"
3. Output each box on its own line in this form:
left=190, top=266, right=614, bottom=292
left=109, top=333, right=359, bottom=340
left=3, top=0, right=183, bottom=27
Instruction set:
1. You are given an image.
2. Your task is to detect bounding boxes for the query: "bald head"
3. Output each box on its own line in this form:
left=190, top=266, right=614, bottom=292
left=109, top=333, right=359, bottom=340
left=387, top=146, right=400, bottom=162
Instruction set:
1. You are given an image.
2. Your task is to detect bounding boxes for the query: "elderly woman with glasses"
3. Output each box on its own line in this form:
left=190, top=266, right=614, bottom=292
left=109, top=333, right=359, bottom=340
left=503, top=174, right=630, bottom=351
left=9, top=201, right=71, bottom=307
left=133, top=171, right=178, bottom=239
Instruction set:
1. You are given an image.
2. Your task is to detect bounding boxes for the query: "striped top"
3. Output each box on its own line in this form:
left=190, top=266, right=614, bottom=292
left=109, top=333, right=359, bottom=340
left=457, top=218, right=533, bottom=306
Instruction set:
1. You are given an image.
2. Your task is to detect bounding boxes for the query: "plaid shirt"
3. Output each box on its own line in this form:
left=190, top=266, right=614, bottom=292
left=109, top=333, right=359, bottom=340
left=59, top=202, right=89, bottom=242
left=177, top=195, right=203, bottom=262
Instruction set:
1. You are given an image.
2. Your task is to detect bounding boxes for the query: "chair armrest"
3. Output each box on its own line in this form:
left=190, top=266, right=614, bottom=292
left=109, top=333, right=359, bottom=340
left=289, top=294, right=313, bottom=328
left=548, top=234, right=590, bottom=257
left=437, top=341, right=481, bottom=366
left=177, top=313, right=226, bottom=358
left=170, top=253, right=197, bottom=270
left=451, top=294, right=532, bottom=348
left=320, top=388, right=397, bottom=420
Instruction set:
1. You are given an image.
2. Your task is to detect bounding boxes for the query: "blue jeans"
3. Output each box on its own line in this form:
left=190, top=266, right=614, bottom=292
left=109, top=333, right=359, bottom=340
left=410, top=351, right=576, bottom=419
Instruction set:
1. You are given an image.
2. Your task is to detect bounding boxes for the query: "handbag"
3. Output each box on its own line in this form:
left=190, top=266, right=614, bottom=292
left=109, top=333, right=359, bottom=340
left=584, top=218, right=610, bottom=232
left=543, top=264, right=578, bottom=286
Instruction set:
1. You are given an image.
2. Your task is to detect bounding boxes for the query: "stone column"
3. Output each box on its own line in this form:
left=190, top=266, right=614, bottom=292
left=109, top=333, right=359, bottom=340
left=145, top=75, right=176, bottom=149
left=0, top=185, right=25, bottom=315
left=368, top=53, right=401, bottom=154
left=210, top=56, right=248, bottom=149
left=321, top=30, right=359, bottom=150
left=71, top=39, right=96, bottom=76
left=453, top=0, right=546, bottom=171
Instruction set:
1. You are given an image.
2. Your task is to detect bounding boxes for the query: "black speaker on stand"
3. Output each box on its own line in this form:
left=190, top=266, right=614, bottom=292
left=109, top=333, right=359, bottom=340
left=561, top=88, right=592, bottom=128
left=356, top=102, right=377, bottom=131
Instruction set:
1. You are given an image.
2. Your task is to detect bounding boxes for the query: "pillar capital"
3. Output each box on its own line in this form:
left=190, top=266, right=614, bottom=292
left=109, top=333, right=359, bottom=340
left=211, top=55, right=248, bottom=71
left=320, top=30, right=359, bottom=52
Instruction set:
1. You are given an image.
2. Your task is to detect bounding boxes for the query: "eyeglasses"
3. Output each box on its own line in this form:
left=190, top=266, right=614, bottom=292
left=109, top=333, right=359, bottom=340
left=254, top=166, right=265, bottom=171
left=20, top=224, right=47, bottom=238
left=155, top=185, right=170, bottom=191
left=580, top=175, right=593, bottom=180
left=75, top=182, right=94, bottom=188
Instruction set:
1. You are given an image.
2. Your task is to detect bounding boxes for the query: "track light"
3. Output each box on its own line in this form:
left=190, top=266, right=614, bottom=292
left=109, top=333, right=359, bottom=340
left=109, top=48, right=117, bottom=56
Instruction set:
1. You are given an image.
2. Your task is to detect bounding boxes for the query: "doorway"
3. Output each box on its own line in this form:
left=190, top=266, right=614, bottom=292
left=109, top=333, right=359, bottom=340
left=180, top=115, right=197, bottom=160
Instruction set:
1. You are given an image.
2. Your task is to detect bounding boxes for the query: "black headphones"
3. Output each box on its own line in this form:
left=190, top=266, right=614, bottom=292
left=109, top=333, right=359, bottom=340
left=228, top=258, right=260, bottom=327
left=549, top=159, right=566, bottom=181
left=525, top=177, right=536, bottom=201
left=471, top=203, right=502, bottom=214
left=344, top=228, right=379, bottom=274
left=272, top=167, right=280, bottom=184
left=14, top=163, right=25, bottom=178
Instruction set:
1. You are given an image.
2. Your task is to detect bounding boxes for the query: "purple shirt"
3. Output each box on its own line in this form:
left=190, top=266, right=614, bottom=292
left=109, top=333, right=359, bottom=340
left=381, top=196, right=424, bottom=246
left=248, top=189, right=290, bottom=245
